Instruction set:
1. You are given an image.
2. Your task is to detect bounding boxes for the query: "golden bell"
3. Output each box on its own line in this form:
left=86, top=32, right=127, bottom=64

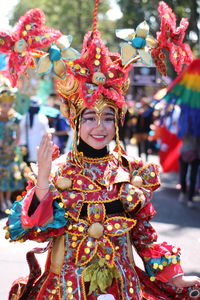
left=55, top=176, right=72, bottom=190
left=88, top=222, right=104, bottom=239
left=131, top=175, right=143, bottom=187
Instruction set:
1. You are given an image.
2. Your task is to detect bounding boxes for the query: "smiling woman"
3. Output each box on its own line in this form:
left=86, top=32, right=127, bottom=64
left=3, top=1, right=200, bottom=299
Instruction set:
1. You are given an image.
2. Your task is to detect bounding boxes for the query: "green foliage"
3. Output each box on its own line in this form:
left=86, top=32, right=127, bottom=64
left=116, top=0, right=199, bottom=53
left=9, top=0, right=115, bottom=49
left=9, top=0, right=199, bottom=54
left=83, top=258, right=120, bottom=295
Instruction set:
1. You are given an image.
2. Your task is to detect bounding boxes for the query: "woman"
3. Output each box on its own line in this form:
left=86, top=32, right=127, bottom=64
left=0, top=86, right=26, bottom=212
left=6, top=93, right=200, bottom=299
left=4, top=3, right=200, bottom=299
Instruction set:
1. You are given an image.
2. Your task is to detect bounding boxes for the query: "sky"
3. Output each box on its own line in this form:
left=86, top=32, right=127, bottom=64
left=0, top=0, right=19, bottom=29
left=0, top=0, right=122, bottom=30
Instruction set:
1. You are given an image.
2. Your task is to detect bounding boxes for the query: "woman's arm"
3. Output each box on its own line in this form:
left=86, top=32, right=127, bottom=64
left=130, top=202, right=200, bottom=288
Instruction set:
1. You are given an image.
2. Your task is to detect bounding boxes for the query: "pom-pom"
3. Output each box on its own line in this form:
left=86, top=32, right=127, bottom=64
left=55, top=176, right=72, bottom=190
left=88, top=222, right=104, bottom=239
left=131, top=175, right=143, bottom=187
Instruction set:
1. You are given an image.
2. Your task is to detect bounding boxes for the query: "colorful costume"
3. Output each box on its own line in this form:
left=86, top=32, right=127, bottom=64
left=0, top=110, right=25, bottom=192
left=6, top=143, right=194, bottom=299
left=3, top=1, right=199, bottom=299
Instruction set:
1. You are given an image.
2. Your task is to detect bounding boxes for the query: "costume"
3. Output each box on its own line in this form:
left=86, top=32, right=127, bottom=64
left=0, top=109, right=25, bottom=192
left=6, top=140, right=192, bottom=300
left=0, top=85, right=26, bottom=194
left=2, top=1, right=199, bottom=299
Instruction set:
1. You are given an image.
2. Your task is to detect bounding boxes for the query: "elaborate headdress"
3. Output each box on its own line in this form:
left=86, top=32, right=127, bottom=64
left=0, top=0, right=193, bottom=161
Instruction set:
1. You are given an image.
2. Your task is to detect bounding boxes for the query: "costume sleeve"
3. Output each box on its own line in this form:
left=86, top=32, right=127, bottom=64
left=120, top=161, right=183, bottom=283
left=5, top=170, right=68, bottom=242
left=130, top=202, right=184, bottom=283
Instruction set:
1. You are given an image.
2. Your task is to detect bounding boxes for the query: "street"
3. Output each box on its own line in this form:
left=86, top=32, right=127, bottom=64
left=0, top=147, right=200, bottom=299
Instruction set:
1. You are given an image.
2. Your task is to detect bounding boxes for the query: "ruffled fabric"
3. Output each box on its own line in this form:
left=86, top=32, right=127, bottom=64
left=120, top=183, right=152, bottom=212
left=7, top=198, right=67, bottom=241
left=143, top=242, right=182, bottom=281
left=130, top=203, right=183, bottom=283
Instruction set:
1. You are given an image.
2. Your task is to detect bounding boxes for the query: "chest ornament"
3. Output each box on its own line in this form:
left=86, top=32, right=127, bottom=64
left=66, top=203, right=137, bottom=267
left=55, top=176, right=73, bottom=190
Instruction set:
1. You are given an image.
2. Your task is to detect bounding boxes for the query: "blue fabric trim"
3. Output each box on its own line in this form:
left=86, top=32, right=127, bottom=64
left=8, top=199, right=67, bottom=241
left=145, top=254, right=181, bottom=277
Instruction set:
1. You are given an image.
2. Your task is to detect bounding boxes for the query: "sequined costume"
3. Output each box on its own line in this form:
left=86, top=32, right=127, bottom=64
left=6, top=141, right=192, bottom=300
left=0, top=110, right=25, bottom=192
left=2, top=1, right=198, bottom=299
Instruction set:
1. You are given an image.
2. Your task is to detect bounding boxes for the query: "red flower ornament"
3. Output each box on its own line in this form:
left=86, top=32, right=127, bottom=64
left=153, top=1, right=193, bottom=74
left=67, top=30, right=131, bottom=109
left=0, top=8, right=61, bottom=86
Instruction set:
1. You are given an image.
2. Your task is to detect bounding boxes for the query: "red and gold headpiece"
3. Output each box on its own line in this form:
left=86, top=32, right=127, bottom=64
left=0, top=1, right=193, bottom=128
left=56, top=27, right=131, bottom=128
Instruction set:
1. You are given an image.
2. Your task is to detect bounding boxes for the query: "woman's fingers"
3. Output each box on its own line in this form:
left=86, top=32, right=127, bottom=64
left=171, top=275, right=200, bottom=288
left=37, top=134, right=53, bottom=160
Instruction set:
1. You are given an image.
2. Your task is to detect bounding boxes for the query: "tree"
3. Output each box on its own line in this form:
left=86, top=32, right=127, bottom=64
left=9, top=0, right=115, bottom=50
left=116, top=0, right=199, bottom=55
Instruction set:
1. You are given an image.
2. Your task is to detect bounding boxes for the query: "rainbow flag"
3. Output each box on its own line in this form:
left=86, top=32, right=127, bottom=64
left=163, top=58, right=200, bottom=137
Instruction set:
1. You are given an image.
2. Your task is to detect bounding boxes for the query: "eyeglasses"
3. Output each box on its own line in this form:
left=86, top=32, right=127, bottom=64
left=81, top=115, right=115, bottom=127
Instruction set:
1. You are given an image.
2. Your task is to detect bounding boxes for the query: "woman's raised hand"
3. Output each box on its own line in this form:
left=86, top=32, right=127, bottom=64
left=37, top=133, right=53, bottom=179
left=36, top=133, right=53, bottom=200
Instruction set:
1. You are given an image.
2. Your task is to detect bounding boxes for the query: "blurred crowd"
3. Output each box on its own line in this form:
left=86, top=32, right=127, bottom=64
left=0, top=87, right=199, bottom=213
left=0, top=90, right=73, bottom=213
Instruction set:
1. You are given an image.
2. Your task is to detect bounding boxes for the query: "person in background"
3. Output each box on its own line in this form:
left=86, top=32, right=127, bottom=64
left=178, top=133, right=200, bottom=207
left=19, top=96, right=49, bottom=164
left=133, top=97, right=154, bottom=161
left=0, top=85, right=26, bottom=212
left=46, top=92, right=71, bottom=153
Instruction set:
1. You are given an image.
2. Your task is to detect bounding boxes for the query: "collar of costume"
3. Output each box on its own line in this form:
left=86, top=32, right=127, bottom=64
left=77, top=138, right=108, bottom=158
left=51, top=150, right=131, bottom=221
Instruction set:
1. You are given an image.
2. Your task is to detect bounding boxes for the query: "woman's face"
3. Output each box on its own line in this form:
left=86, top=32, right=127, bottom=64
left=80, top=106, right=116, bottom=150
